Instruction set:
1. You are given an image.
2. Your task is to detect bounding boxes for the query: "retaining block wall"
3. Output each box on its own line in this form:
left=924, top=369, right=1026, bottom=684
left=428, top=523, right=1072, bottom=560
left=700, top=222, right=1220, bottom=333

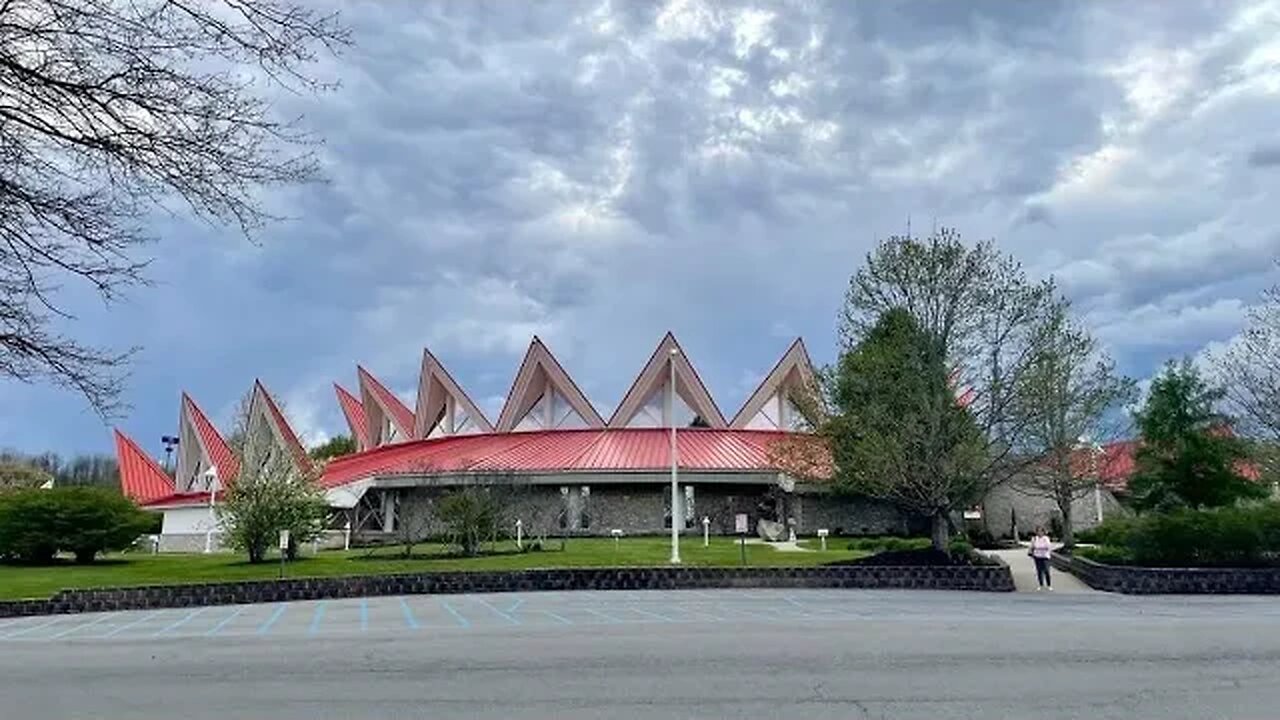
left=1053, top=553, right=1280, bottom=594
left=0, top=564, right=1014, bottom=617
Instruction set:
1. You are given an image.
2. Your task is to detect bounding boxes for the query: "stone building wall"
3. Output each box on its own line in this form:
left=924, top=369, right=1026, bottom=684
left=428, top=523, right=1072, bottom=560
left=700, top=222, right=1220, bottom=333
left=981, top=481, right=1127, bottom=539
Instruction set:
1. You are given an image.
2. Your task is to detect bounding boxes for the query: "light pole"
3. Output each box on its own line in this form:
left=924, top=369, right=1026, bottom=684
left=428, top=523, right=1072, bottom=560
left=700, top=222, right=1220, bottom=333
left=669, top=346, right=681, bottom=565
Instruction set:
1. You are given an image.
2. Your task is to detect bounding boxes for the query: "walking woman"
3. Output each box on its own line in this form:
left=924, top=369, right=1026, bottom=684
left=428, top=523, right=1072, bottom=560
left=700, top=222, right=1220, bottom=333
left=1030, top=526, right=1053, bottom=591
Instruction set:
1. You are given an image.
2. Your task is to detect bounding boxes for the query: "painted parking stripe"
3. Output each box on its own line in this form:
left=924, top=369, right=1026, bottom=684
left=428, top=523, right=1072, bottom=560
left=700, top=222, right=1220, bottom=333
left=438, top=598, right=470, bottom=628
left=3, top=616, right=64, bottom=640
left=101, top=611, right=161, bottom=638
left=626, top=606, right=680, bottom=623
left=307, top=602, right=327, bottom=636
left=473, top=597, right=519, bottom=625
left=505, top=597, right=525, bottom=613
left=583, top=608, right=626, bottom=624
left=205, top=607, right=245, bottom=637
left=154, top=607, right=208, bottom=637
left=541, top=610, right=573, bottom=625
left=257, top=604, right=287, bottom=635
left=398, top=598, right=420, bottom=629
left=360, top=599, right=368, bottom=632
left=49, top=613, right=112, bottom=640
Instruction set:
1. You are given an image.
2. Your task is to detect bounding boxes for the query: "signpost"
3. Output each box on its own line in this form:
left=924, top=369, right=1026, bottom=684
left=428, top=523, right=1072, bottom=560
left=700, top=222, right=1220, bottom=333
left=702, top=516, right=710, bottom=547
left=610, top=529, right=623, bottom=557
left=735, top=513, right=748, bottom=566
left=278, top=530, right=290, bottom=579
left=516, top=519, right=523, bottom=550
left=817, top=528, right=829, bottom=551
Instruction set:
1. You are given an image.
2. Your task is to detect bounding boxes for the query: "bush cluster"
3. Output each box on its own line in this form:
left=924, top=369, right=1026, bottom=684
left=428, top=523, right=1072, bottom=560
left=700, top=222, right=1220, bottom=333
left=1079, top=503, right=1280, bottom=568
left=0, top=487, right=153, bottom=563
left=845, top=536, right=931, bottom=554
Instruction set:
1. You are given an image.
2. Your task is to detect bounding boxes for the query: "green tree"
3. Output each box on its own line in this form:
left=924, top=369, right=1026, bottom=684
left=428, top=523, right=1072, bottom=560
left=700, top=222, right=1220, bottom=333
left=826, top=308, right=987, bottom=551
left=310, top=435, right=357, bottom=462
left=219, top=393, right=328, bottom=563
left=1129, top=359, right=1265, bottom=511
left=435, top=487, right=508, bottom=557
left=0, top=487, right=151, bottom=563
left=1013, top=315, right=1137, bottom=547
left=829, top=229, right=1064, bottom=552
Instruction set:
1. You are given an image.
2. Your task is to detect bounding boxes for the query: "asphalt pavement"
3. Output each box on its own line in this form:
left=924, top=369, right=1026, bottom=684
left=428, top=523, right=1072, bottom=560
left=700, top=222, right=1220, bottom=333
left=2, top=588, right=1279, bottom=719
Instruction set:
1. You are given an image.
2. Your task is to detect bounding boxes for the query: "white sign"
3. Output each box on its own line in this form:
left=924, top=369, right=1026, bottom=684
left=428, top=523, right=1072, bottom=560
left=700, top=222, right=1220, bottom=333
left=817, top=529, right=829, bottom=538
left=278, top=529, right=290, bottom=550
left=735, top=513, right=749, bottom=534
left=963, top=509, right=983, bottom=520
left=610, top=529, right=623, bottom=538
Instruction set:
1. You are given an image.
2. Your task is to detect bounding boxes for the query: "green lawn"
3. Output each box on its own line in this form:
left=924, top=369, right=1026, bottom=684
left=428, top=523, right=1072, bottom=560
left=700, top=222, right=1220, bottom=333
left=0, top=536, right=868, bottom=600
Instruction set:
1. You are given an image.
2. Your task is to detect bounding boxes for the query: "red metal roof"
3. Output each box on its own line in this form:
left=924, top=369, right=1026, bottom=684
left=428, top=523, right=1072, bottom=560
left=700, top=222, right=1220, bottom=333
left=357, top=366, right=415, bottom=437
left=256, top=380, right=313, bottom=475
left=319, top=428, right=810, bottom=489
left=142, top=490, right=222, bottom=508
left=334, top=383, right=370, bottom=450
left=114, top=430, right=175, bottom=504
left=183, top=393, right=240, bottom=482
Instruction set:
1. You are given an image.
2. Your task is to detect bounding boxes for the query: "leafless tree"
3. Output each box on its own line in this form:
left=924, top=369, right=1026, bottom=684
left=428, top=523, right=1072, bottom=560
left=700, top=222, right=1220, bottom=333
left=0, top=0, right=349, bottom=416
left=1011, top=315, right=1136, bottom=547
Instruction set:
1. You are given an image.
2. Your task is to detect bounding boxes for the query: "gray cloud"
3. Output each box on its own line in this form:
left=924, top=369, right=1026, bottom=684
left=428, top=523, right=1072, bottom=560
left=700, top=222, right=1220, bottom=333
left=5, top=0, right=1280, bottom=455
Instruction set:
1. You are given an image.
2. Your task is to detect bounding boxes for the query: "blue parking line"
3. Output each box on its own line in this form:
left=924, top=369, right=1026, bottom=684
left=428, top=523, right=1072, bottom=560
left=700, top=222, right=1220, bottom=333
left=505, top=597, right=525, bottom=613
left=627, top=606, right=680, bottom=623
left=583, top=608, right=625, bottom=624
left=101, top=611, right=160, bottom=638
left=154, top=607, right=207, bottom=637
left=257, top=604, right=287, bottom=635
left=3, top=616, right=64, bottom=640
left=399, top=598, right=420, bottom=629
left=474, top=597, right=519, bottom=625
left=541, top=610, right=574, bottom=625
left=205, top=607, right=245, bottom=637
left=49, top=613, right=112, bottom=640
left=438, top=598, right=470, bottom=628
left=360, top=599, right=368, bottom=632
left=307, top=602, right=327, bottom=636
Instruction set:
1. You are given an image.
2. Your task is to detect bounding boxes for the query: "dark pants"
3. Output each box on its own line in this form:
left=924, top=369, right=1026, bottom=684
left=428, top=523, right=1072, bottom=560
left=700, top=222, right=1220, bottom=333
left=1033, top=557, right=1051, bottom=587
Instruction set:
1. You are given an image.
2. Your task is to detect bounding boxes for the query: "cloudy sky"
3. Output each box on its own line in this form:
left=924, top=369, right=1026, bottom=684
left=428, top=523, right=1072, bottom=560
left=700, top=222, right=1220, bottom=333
left=4, top=0, right=1280, bottom=458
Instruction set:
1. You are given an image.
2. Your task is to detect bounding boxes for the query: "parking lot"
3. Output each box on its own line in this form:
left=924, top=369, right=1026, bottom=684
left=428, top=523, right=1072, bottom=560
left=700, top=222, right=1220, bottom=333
left=4, top=588, right=1280, bottom=646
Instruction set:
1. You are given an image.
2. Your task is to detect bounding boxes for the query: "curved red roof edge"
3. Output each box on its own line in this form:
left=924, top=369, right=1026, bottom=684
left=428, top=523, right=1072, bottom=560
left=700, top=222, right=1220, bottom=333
left=334, top=383, right=371, bottom=449
left=182, top=392, right=240, bottom=481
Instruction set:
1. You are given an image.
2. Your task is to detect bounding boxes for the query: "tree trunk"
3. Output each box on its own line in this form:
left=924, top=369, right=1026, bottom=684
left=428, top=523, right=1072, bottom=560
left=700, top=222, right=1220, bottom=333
left=931, top=511, right=950, bottom=553
left=1059, top=500, right=1075, bottom=550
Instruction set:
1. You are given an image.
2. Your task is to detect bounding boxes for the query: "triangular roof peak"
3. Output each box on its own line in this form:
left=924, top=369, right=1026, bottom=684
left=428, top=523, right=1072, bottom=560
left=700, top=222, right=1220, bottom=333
left=357, top=366, right=415, bottom=447
left=175, top=392, right=239, bottom=493
left=608, top=332, right=727, bottom=429
left=414, top=348, right=494, bottom=438
left=334, top=383, right=371, bottom=451
left=249, top=380, right=314, bottom=476
left=496, top=337, right=604, bottom=431
left=113, top=429, right=174, bottom=504
left=730, top=338, right=819, bottom=430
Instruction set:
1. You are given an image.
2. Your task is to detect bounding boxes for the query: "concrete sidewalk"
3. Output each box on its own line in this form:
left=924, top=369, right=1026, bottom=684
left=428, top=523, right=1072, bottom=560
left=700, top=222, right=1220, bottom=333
left=988, top=546, right=1096, bottom=593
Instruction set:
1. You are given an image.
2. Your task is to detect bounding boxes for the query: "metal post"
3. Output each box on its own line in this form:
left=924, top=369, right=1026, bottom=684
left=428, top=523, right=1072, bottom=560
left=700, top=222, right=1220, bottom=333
left=516, top=519, right=523, bottom=550
left=669, top=347, right=681, bottom=565
left=702, top=516, right=710, bottom=547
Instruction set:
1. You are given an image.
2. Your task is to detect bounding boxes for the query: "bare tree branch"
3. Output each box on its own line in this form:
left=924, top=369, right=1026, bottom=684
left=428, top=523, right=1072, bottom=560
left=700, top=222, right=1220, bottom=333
left=0, top=0, right=349, bottom=416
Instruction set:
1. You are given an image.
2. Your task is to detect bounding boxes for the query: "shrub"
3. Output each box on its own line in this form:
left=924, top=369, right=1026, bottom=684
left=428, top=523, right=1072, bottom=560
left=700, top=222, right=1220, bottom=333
left=947, top=537, right=974, bottom=557
left=0, top=488, right=153, bottom=563
left=1075, top=517, right=1136, bottom=547
left=1078, top=545, right=1134, bottom=565
left=1083, top=502, right=1280, bottom=567
left=436, top=487, right=508, bottom=556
